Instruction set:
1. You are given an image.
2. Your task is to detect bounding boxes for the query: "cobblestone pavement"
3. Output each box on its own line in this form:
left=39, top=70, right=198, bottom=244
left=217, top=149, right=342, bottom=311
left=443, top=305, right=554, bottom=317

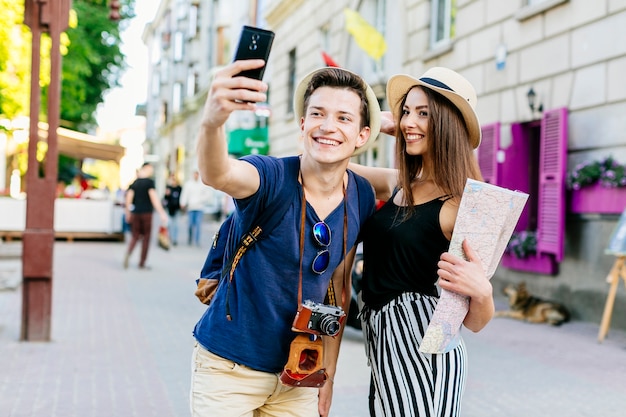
left=1, top=221, right=625, bottom=417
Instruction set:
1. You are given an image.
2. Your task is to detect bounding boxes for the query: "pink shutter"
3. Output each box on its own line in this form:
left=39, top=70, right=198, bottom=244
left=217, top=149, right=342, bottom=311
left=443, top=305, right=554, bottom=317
left=537, top=108, right=568, bottom=261
left=477, top=123, right=500, bottom=184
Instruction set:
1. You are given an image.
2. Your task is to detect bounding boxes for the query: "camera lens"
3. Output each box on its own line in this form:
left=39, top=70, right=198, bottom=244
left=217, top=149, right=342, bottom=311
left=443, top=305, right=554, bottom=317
left=319, top=315, right=340, bottom=337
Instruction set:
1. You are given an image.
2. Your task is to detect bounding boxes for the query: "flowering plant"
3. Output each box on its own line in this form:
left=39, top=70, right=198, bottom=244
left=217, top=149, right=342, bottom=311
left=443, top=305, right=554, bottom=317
left=566, top=156, right=626, bottom=190
left=506, top=230, right=537, bottom=259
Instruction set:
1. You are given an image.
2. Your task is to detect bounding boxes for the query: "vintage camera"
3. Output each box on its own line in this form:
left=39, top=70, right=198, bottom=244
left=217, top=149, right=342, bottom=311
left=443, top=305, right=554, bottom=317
left=292, top=300, right=346, bottom=337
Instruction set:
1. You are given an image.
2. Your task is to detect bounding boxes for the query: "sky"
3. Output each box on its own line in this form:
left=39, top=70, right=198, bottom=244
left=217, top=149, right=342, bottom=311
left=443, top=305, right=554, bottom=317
left=95, top=0, right=160, bottom=132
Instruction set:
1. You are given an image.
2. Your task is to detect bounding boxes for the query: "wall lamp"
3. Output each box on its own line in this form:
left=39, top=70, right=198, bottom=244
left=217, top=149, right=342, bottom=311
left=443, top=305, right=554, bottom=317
left=527, top=87, right=543, bottom=114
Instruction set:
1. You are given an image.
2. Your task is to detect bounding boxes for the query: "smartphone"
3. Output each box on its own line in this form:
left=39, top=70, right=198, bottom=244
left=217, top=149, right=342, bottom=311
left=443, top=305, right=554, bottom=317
left=232, top=25, right=275, bottom=81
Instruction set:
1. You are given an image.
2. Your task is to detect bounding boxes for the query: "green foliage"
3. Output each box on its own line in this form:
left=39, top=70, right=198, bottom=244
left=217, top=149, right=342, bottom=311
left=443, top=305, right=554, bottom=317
left=0, top=0, right=136, bottom=131
left=566, top=156, right=626, bottom=190
left=0, top=0, right=32, bottom=119
left=55, top=0, right=136, bottom=132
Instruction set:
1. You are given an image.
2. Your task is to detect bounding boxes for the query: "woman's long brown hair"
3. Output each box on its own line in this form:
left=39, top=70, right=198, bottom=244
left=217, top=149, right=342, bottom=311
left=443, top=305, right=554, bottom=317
left=395, top=86, right=483, bottom=215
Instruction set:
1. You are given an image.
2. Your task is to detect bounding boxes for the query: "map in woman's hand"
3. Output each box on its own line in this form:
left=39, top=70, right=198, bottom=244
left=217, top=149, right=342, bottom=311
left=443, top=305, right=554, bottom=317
left=419, top=179, right=529, bottom=354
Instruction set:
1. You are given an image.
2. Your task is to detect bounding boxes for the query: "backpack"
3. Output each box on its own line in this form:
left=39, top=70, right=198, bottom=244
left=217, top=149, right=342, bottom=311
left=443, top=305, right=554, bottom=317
left=194, top=157, right=374, bottom=313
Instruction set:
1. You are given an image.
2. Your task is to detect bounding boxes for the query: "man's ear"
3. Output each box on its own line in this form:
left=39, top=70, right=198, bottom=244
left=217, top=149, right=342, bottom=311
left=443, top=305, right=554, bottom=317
left=355, top=127, right=371, bottom=149
left=299, top=117, right=306, bottom=134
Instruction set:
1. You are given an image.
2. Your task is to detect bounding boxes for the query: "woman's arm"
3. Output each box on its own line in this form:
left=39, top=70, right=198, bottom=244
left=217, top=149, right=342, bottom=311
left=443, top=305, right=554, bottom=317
left=348, top=163, right=398, bottom=202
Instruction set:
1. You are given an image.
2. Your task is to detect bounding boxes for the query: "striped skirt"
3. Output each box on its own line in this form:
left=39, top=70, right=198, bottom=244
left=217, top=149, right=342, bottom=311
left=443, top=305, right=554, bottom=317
left=361, top=292, right=467, bottom=417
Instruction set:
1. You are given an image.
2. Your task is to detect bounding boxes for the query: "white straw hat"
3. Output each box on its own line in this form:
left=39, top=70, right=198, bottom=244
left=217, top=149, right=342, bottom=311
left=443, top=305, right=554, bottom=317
left=386, top=67, right=481, bottom=148
left=293, top=67, right=381, bottom=155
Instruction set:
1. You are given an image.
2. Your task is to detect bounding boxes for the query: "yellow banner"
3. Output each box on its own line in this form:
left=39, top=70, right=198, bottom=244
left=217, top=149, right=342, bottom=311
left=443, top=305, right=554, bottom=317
left=344, top=8, right=387, bottom=61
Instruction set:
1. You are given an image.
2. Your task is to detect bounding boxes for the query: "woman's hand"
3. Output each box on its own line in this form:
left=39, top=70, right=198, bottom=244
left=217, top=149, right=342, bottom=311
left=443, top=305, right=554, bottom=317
left=437, top=239, right=489, bottom=298
left=380, top=111, right=396, bottom=136
left=437, top=239, right=495, bottom=332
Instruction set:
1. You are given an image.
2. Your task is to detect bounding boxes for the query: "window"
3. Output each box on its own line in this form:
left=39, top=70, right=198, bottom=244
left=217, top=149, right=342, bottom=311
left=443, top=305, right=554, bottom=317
left=287, top=49, right=296, bottom=115
left=173, top=31, right=184, bottom=62
left=430, top=0, right=456, bottom=49
left=176, top=0, right=187, bottom=20
left=172, top=82, right=183, bottom=114
left=478, top=108, right=568, bottom=275
left=188, top=4, right=199, bottom=38
left=186, top=67, right=198, bottom=98
left=150, top=37, right=161, bottom=64
left=516, top=0, right=569, bottom=21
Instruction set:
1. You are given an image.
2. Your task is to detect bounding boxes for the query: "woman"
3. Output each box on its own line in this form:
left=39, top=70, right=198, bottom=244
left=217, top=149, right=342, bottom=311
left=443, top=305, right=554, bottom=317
left=351, top=67, right=495, bottom=416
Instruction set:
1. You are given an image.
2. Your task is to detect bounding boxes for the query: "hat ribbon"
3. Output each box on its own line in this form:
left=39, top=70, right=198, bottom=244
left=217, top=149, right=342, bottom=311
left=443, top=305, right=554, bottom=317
left=419, top=77, right=454, bottom=92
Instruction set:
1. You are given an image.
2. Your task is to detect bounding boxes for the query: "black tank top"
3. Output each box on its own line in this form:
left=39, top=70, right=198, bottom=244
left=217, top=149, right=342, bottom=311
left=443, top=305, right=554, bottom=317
left=360, top=192, right=451, bottom=310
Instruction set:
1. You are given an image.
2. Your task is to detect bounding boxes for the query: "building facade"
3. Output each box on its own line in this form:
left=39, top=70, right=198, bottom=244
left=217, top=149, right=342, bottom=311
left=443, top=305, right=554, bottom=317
left=143, top=0, right=626, bottom=330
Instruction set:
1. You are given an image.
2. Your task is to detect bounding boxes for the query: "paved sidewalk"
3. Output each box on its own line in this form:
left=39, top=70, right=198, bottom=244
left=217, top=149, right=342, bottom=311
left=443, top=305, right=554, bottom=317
left=1, top=222, right=626, bottom=417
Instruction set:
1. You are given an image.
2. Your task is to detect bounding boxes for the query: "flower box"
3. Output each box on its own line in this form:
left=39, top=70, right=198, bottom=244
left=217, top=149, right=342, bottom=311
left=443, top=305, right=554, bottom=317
left=569, top=183, right=626, bottom=214
left=501, top=252, right=557, bottom=275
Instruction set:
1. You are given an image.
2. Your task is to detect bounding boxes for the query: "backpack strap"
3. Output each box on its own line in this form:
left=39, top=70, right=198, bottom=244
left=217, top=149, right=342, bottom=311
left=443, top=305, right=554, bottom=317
left=351, top=171, right=375, bottom=221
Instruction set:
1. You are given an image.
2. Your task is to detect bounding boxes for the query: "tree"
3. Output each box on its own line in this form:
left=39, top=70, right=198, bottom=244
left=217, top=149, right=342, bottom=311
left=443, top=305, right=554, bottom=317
left=0, top=0, right=32, bottom=120
left=0, top=0, right=135, bottom=131
left=55, top=0, right=136, bottom=132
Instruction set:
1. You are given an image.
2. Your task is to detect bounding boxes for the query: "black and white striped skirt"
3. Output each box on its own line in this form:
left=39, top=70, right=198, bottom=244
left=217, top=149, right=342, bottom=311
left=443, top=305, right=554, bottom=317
left=361, top=292, right=468, bottom=417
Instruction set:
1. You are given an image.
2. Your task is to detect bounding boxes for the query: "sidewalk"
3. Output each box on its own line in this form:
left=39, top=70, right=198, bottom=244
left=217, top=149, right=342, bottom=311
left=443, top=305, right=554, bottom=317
left=1, top=222, right=626, bottom=417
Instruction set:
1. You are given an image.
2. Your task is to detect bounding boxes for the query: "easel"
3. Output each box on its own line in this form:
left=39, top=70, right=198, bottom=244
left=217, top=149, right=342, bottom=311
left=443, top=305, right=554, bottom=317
left=597, top=256, right=626, bottom=342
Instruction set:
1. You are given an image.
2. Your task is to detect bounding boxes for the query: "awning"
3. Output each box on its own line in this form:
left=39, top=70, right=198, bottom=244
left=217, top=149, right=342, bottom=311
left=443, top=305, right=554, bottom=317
left=38, top=122, right=125, bottom=163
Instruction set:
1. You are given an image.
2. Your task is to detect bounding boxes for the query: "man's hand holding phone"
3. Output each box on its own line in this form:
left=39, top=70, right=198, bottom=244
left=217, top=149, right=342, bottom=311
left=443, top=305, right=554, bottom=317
left=200, top=26, right=274, bottom=127
left=201, top=60, right=268, bottom=129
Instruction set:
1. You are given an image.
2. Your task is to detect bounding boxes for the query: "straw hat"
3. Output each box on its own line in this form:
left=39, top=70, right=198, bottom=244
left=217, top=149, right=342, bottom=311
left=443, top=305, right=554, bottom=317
left=386, top=67, right=481, bottom=148
left=293, top=67, right=381, bottom=155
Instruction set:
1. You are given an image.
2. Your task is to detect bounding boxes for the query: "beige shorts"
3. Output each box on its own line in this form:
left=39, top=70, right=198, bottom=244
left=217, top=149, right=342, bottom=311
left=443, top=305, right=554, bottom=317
left=190, top=343, right=319, bottom=417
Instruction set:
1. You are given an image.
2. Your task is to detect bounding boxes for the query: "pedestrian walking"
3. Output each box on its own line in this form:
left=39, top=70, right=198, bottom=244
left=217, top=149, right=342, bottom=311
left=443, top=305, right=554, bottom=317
left=163, top=173, right=182, bottom=246
left=190, top=60, right=380, bottom=417
left=180, top=170, right=212, bottom=247
left=350, top=67, right=494, bottom=416
left=123, top=162, right=168, bottom=270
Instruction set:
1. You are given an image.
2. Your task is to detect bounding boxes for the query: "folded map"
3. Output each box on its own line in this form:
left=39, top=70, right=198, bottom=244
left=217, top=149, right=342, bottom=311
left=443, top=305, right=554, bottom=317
left=419, top=179, right=529, bottom=354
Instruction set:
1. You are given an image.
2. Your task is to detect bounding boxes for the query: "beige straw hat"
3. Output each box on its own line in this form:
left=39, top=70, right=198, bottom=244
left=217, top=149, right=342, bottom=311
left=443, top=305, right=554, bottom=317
left=386, top=67, right=481, bottom=148
left=293, top=67, right=381, bottom=155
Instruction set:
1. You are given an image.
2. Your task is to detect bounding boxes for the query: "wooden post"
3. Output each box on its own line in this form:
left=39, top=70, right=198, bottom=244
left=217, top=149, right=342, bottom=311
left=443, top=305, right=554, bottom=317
left=21, top=0, right=71, bottom=341
left=597, top=256, right=626, bottom=342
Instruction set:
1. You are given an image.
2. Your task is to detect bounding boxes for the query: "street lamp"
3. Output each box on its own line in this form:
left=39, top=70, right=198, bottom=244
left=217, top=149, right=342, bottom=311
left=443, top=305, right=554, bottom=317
left=527, top=87, right=543, bottom=115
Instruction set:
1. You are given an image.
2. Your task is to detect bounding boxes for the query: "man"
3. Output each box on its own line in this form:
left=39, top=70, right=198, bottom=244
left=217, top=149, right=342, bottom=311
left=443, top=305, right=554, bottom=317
left=190, top=60, right=380, bottom=417
left=123, top=162, right=168, bottom=269
left=180, top=170, right=213, bottom=246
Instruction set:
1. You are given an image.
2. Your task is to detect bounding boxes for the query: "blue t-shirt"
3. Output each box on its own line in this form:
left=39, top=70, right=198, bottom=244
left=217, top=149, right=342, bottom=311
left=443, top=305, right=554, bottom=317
left=193, top=155, right=375, bottom=373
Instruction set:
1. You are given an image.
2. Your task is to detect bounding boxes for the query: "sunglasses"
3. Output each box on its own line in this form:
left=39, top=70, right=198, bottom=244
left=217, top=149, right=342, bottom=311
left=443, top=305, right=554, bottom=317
left=312, top=221, right=331, bottom=274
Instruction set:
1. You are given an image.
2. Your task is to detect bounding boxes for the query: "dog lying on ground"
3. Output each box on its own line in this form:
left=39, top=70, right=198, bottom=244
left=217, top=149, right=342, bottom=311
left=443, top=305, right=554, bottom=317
left=495, top=282, right=570, bottom=326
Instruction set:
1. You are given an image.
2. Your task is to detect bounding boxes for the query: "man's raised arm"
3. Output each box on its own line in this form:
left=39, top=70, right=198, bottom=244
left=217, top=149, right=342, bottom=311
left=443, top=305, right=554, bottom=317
left=196, top=60, right=268, bottom=199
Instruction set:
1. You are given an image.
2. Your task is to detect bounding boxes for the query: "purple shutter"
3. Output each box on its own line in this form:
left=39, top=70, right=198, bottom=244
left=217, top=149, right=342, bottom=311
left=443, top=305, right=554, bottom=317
left=478, top=123, right=500, bottom=184
left=507, top=123, right=531, bottom=231
left=537, top=108, right=568, bottom=262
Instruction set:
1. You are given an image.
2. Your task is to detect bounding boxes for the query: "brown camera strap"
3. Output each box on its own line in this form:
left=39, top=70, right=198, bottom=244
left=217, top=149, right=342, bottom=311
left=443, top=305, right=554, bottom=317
left=297, top=172, right=348, bottom=311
